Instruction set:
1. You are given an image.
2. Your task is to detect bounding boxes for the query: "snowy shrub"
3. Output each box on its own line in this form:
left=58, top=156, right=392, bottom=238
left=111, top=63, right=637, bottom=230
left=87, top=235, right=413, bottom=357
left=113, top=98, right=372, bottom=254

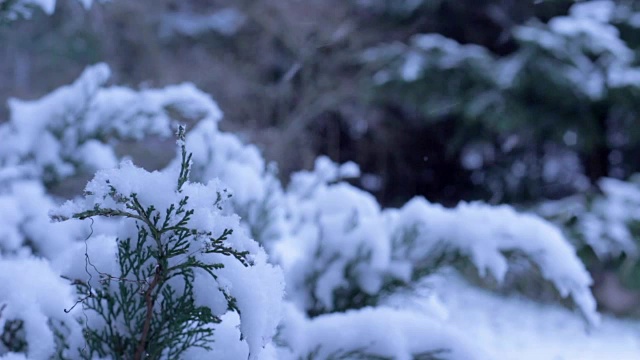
left=0, top=63, right=220, bottom=187
left=0, top=173, right=88, bottom=358
left=50, top=127, right=284, bottom=359
left=386, top=198, right=599, bottom=324
left=260, top=157, right=599, bottom=325
left=159, top=100, right=601, bottom=357
left=538, top=176, right=640, bottom=261
left=0, top=61, right=223, bottom=260
left=0, top=65, right=282, bottom=358
left=0, top=62, right=604, bottom=359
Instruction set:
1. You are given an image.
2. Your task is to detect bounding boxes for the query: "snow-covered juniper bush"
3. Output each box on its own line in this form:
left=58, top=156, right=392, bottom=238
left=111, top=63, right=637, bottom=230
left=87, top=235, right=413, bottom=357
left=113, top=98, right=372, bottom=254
left=0, top=59, right=611, bottom=360
left=7, top=0, right=640, bottom=358
left=51, top=126, right=282, bottom=359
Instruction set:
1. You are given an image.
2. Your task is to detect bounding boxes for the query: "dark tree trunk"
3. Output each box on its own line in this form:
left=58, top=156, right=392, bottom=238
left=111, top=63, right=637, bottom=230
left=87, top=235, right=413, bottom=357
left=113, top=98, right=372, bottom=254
left=587, top=144, right=609, bottom=184
left=585, top=113, right=610, bottom=185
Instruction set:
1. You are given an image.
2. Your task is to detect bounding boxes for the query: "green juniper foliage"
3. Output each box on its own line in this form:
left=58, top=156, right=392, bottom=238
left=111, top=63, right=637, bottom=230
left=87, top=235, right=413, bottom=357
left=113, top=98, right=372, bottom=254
left=1, top=319, right=27, bottom=353
left=60, top=126, right=249, bottom=360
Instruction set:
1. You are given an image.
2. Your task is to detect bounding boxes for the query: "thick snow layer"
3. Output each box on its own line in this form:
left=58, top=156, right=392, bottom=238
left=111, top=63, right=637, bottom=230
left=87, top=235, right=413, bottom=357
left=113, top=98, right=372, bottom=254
left=276, top=159, right=392, bottom=312
left=0, top=61, right=620, bottom=358
left=262, top=156, right=600, bottom=326
left=276, top=303, right=485, bottom=360
left=386, top=197, right=599, bottom=325
left=215, top=257, right=284, bottom=359
left=186, top=119, right=267, bottom=207
left=433, top=274, right=640, bottom=360
left=173, top=118, right=289, bottom=249
left=0, top=63, right=222, bottom=183
left=0, top=258, right=79, bottom=359
left=0, top=179, right=83, bottom=259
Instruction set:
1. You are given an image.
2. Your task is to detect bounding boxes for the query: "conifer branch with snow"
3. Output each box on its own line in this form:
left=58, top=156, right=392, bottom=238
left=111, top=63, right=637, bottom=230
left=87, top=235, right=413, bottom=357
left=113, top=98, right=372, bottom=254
left=0, top=62, right=615, bottom=360
left=50, top=125, right=283, bottom=359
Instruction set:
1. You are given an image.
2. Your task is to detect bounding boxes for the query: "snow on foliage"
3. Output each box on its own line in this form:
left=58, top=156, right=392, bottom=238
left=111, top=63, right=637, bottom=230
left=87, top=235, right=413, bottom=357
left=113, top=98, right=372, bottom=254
left=0, top=180, right=81, bottom=258
left=275, top=303, right=484, bottom=360
left=180, top=119, right=285, bottom=248
left=163, top=73, right=599, bottom=356
left=386, top=197, right=599, bottom=325
left=539, top=176, right=640, bottom=260
left=360, top=0, right=640, bottom=206
left=253, top=156, right=598, bottom=325
left=159, top=8, right=247, bottom=38
left=51, top=131, right=284, bottom=359
left=0, top=63, right=221, bottom=185
left=364, top=0, right=640, bottom=108
left=275, top=158, right=388, bottom=314
left=0, top=63, right=606, bottom=358
left=0, top=0, right=93, bottom=21
left=363, top=33, right=494, bottom=85
left=516, top=3, right=630, bottom=62
left=514, top=0, right=640, bottom=96
left=361, top=32, right=502, bottom=123
left=0, top=258, right=82, bottom=359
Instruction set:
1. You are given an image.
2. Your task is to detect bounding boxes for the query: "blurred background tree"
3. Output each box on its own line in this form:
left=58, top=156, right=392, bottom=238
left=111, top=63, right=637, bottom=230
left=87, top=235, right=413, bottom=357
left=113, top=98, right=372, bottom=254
left=3, top=0, right=640, bottom=315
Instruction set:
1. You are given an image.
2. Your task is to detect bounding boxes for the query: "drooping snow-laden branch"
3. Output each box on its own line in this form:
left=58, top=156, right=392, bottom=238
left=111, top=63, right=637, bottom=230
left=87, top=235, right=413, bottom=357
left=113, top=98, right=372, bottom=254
left=0, top=63, right=222, bottom=186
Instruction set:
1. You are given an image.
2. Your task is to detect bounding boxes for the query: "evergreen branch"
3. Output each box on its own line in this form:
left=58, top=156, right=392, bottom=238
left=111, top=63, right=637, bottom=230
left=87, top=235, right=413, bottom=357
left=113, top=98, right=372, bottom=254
left=58, top=128, right=257, bottom=358
left=134, top=263, right=163, bottom=360
left=177, top=125, right=191, bottom=192
left=129, top=194, right=163, bottom=245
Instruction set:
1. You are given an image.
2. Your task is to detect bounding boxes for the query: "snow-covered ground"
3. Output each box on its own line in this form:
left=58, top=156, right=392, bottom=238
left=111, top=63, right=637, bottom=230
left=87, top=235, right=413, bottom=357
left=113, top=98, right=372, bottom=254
left=435, top=275, right=640, bottom=360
